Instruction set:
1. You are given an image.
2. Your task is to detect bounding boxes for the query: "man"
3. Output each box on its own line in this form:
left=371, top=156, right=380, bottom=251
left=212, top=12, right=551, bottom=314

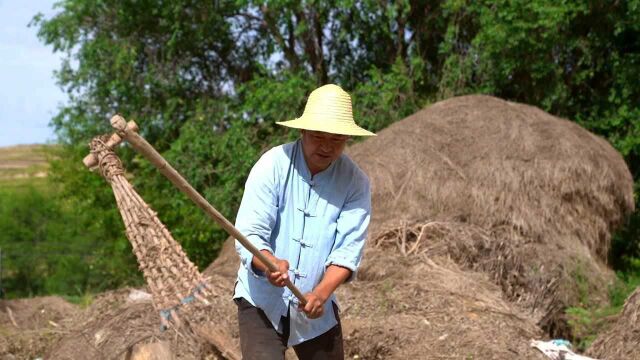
left=233, top=84, right=376, bottom=359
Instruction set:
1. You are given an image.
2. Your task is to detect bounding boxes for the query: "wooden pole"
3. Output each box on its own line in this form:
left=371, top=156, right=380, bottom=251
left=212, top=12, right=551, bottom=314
left=109, top=115, right=307, bottom=305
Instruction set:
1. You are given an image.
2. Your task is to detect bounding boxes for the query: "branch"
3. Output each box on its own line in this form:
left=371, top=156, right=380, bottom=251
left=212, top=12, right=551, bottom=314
left=262, top=5, right=299, bottom=70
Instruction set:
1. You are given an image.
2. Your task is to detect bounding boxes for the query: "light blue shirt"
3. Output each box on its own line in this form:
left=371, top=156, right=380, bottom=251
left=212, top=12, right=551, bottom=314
left=233, top=139, right=371, bottom=346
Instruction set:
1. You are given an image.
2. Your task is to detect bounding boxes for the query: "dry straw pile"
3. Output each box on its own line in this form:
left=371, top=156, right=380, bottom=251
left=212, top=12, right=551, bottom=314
left=348, top=95, right=634, bottom=339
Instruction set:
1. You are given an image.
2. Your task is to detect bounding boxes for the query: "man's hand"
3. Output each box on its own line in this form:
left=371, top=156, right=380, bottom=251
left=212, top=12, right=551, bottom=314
left=265, top=258, right=290, bottom=287
left=251, top=250, right=290, bottom=287
left=297, top=265, right=352, bottom=320
left=299, top=291, right=327, bottom=319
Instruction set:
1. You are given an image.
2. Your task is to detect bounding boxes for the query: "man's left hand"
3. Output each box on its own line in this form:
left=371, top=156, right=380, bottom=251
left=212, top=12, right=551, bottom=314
left=299, top=292, right=326, bottom=319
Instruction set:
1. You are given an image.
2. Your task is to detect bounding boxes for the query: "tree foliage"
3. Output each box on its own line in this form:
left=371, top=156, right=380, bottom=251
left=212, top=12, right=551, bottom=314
left=0, top=180, right=141, bottom=298
left=3, top=0, right=637, bottom=297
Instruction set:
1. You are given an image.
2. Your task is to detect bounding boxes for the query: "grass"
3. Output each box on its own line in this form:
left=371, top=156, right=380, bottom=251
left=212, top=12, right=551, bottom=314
left=566, top=258, right=640, bottom=351
left=63, top=292, right=95, bottom=309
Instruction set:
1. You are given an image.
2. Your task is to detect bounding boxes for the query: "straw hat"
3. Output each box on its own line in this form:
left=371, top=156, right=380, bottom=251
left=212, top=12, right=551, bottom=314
left=276, top=84, right=376, bottom=137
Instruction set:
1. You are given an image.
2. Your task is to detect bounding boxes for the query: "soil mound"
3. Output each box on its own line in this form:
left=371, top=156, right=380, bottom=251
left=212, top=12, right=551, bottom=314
left=347, top=95, right=634, bottom=337
left=587, top=287, right=640, bottom=359
left=339, top=251, right=547, bottom=359
left=204, top=241, right=549, bottom=359
left=45, top=281, right=240, bottom=360
left=0, top=296, right=79, bottom=359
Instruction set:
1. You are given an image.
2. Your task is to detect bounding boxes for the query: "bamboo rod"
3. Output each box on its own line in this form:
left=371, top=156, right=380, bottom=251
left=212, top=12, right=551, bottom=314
left=110, top=115, right=307, bottom=305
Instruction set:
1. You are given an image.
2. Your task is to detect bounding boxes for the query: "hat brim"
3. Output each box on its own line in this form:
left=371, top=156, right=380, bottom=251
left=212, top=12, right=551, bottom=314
left=276, top=118, right=376, bottom=137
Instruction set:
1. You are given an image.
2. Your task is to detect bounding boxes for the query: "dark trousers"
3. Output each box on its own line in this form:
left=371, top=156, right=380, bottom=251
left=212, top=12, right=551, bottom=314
left=235, top=298, right=344, bottom=360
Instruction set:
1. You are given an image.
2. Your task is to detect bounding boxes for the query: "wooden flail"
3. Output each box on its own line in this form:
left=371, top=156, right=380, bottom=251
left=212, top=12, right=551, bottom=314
left=85, top=126, right=214, bottom=330
left=84, top=114, right=307, bottom=333
left=85, top=115, right=307, bottom=308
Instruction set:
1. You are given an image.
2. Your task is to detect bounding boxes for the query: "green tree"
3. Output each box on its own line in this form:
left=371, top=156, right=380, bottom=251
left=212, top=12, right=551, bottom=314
left=0, top=179, right=141, bottom=297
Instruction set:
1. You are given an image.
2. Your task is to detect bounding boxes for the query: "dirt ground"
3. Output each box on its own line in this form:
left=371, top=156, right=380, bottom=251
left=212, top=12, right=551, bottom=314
left=0, top=296, right=79, bottom=359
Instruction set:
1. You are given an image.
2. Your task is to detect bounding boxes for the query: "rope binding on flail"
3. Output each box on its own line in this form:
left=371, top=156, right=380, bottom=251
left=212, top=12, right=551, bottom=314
left=90, top=135, right=124, bottom=181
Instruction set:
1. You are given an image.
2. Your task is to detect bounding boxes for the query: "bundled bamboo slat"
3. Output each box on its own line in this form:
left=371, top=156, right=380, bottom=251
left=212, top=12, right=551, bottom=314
left=87, top=135, right=211, bottom=328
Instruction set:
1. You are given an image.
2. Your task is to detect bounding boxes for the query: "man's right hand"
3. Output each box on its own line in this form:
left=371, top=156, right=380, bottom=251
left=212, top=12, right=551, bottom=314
left=252, top=250, right=290, bottom=287
left=265, top=258, right=290, bottom=287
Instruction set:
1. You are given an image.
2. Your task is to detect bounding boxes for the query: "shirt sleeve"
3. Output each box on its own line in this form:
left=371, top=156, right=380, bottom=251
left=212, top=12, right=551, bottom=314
left=234, top=150, right=280, bottom=278
left=325, top=174, right=371, bottom=282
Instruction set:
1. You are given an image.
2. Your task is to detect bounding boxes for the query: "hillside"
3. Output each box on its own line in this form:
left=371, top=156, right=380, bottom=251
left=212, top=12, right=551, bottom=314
left=0, top=144, right=56, bottom=188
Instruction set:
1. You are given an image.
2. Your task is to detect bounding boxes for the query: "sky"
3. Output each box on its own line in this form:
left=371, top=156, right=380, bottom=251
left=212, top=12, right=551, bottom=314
left=0, top=0, right=65, bottom=146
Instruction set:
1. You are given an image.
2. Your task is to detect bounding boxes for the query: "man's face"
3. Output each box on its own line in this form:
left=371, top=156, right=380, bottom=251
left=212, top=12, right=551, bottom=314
left=301, top=130, right=350, bottom=174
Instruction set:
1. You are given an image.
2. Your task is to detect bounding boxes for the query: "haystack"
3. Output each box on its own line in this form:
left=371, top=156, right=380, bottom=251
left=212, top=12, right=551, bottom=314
left=587, top=287, right=640, bottom=359
left=347, top=94, right=634, bottom=338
